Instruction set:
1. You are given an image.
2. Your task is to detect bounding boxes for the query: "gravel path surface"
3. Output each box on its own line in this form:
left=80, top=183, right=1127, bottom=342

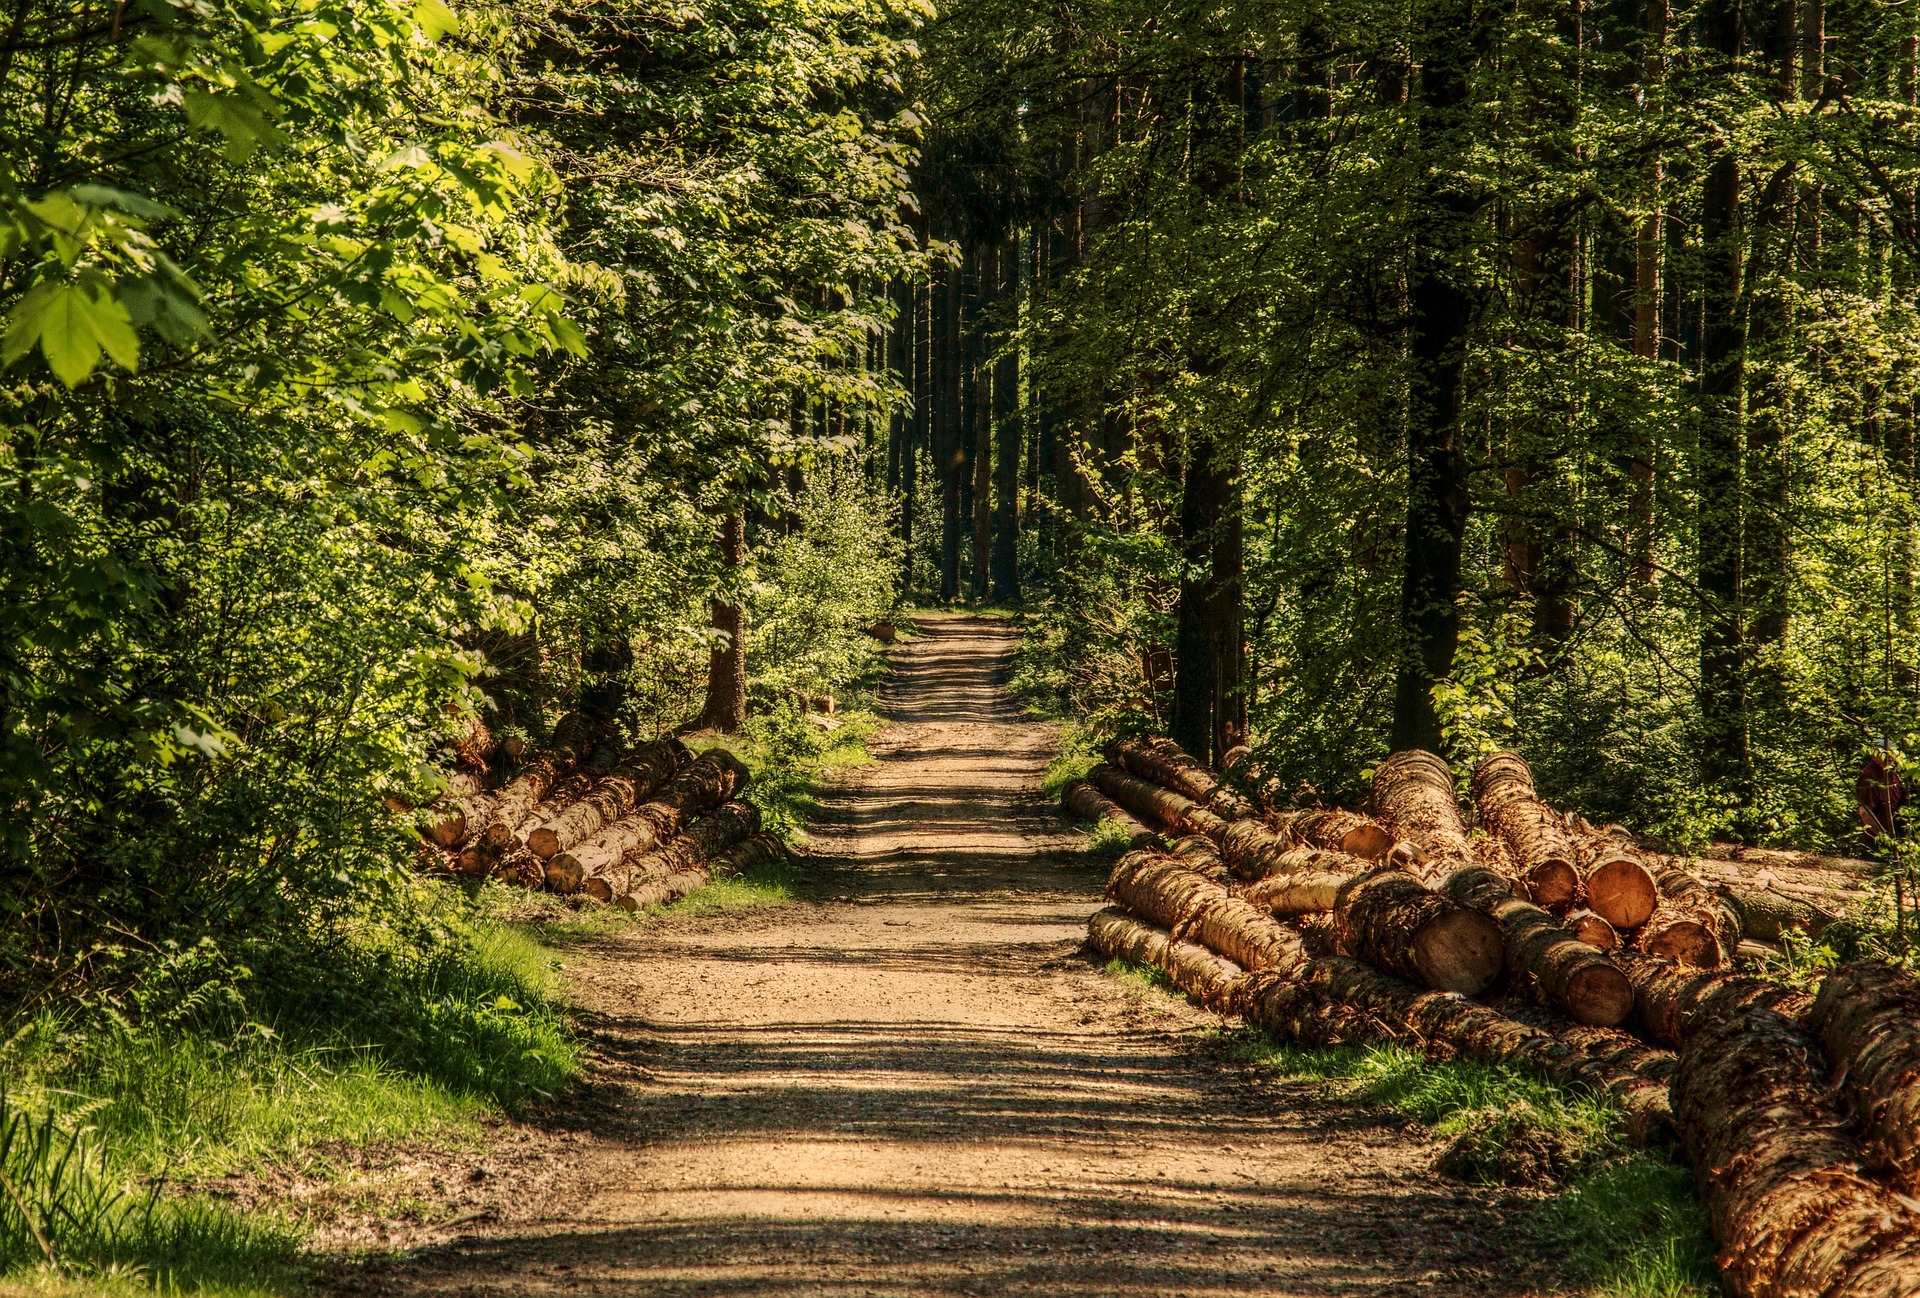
left=356, top=614, right=1543, bottom=1296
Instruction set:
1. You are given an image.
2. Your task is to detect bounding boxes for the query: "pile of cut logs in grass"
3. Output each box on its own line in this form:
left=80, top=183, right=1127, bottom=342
left=1066, top=738, right=1918, bottom=1298
left=406, top=712, right=781, bottom=909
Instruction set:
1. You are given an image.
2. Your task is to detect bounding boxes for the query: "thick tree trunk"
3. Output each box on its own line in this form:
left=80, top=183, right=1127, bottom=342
left=1672, top=1006, right=1920, bottom=1298
left=1370, top=749, right=1475, bottom=862
left=970, top=249, right=993, bottom=600
left=1170, top=431, right=1246, bottom=766
left=1392, top=10, right=1478, bottom=752
left=991, top=237, right=1022, bottom=603
left=1697, top=0, right=1750, bottom=803
left=699, top=508, right=748, bottom=733
left=1470, top=752, right=1584, bottom=909
left=1810, top=961, right=1920, bottom=1190
left=937, top=264, right=963, bottom=601
left=1626, top=957, right=1811, bottom=1050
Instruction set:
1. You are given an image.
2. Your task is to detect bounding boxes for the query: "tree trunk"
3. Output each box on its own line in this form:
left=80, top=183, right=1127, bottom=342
left=970, top=247, right=993, bottom=599
left=1392, top=9, right=1478, bottom=752
left=1809, top=961, right=1920, bottom=1191
left=1697, top=0, right=1751, bottom=803
left=991, top=235, right=1022, bottom=603
left=1672, top=1006, right=1920, bottom=1298
left=1171, top=428, right=1246, bottom=767
left=938, top=263, right=963, bottom=601
left=1470, top=752, right=1585, bottom=909
left=699, top=508, right=748, bottom=733
left=1370, top=749, right=1475, bottom=862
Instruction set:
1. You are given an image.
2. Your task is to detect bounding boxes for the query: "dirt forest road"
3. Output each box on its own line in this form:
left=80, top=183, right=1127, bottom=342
left=360, top=614, right=1545, bottom=1297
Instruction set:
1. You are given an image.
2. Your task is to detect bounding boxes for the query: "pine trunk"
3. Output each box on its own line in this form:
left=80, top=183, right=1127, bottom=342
left=1809, top=961, right=1920, bottom=1190
left=699, top=509, right=749, bottom=733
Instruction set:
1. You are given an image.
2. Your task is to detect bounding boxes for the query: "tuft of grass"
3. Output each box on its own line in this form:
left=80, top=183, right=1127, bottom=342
left=652, top=851, right=799, bottom=917
left=1100, top=957, right=1180, bottom=999
left=1083, top=818, right=1137, bottom=859
left=1537, top=1155, right=1721, bottom=1298
left=1042, top=720, right=1104, bottom=802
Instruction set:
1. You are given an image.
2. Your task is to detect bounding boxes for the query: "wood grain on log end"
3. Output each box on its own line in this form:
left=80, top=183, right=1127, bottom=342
left=1565, top=910, right=1619, bottom=950
left=1411, top=906, right=1507, bottom=996
left=1586, top=855, right=1659, bottom=929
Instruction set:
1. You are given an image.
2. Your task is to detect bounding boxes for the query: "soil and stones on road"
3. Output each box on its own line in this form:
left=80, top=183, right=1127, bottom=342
left=353, top=614, right=1550, bottom=1297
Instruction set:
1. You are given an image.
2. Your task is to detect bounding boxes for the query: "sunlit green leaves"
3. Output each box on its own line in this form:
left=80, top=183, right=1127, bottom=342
left=3, top=282, right=139, bottom=387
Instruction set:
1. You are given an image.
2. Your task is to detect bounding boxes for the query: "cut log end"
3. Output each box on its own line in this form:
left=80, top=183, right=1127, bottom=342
left=1587, top=857, right=1659, bottom=930
left=579, top=877, right=613, bottom=903
left=1564, top=962, right=1635, bottom=1028
left=1411, top=908, right=1506, bottom=996
left=1644, top=920, right=1720, bottom=968
left=527, top=826, right=562, bottom=859
left=1566, top=910, right=1620, bottom=950
left=1339, top=823, right=1396, bottom=861
left=1524, top=859, right=1582, bottom=910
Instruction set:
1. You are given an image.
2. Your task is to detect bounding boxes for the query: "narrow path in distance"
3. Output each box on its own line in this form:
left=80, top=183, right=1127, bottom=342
left=360, top=614, right=1545, bottom=1297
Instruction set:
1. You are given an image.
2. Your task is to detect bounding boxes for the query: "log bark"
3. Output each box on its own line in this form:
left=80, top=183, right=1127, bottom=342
left=1625, top=957, right=1812, bottom=1049
left=1267, top=808, right=1396, bottom=861
left=1061, top=773, right=1159, bottom=848
left=423, top=710, right=601, bottom=847
left=545, top=813, right=663, bottom=894
left=616, top=831, right=785, bottom=912
left=635, top=747, right=749, bottom=837
left=584, top=800, right=762, bottom=902
left=1810, top=961, right=1920, bottom=1189
left=1236, top=961, right=1674, bottom=1144
left=1693, top=859, right=1866, bottom=908
left=1370, top=749, right=1475, bottom=862
left=1672, top=1006, right=1920, bottom=1297
left=1722, top=885, right=1839, bottom=943
left=453, top=711, right=496, bottom=773
left=1576, top=834, right=1661, bottom=931
left=1333, top=868, right=1505, bottom=996
left=1086, top=906, right=1247, bottom=1008
left=527, top=742, right=684, bottom=859
left=1439, top=866, right=1632, bottom=1026
left=1470, top=752, right=1585, bottom=910
left=1092, top=763, right=1197, bottom=831
left=1700, top=843, right=1879, bottom=879
left=1108, top=735, right=1220, bottom=803
left=1111, top=846, right=1500, bottom=995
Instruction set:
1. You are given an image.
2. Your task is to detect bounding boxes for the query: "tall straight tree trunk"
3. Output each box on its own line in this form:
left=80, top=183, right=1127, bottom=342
left=1696, top=0, right=1750, bottom=802
left=1392, top=9, right=1479, bottom=753
left=1629, top=0, right=1669, bottom=585
left=971, top=246, right=993, bottom=599
left=991, top=235, right=1022, bottom=602
left=1171, top=57, right=1249, bottom=765
left=699, top=507, right=748, bottom=733
left=1744, top=4, right=1801, bottom=709
left=938, top=262, right=963, bottom=601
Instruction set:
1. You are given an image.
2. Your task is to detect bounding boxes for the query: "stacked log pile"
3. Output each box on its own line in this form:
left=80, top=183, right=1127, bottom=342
left=411, top=729, right=780, bottom=909
left=1063, top=735, right=1920, bottom=1297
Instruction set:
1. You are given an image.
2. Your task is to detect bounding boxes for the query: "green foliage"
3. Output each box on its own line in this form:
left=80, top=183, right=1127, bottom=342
left=1038, top=721, right=1102, bottom=800
left=1536, top=1156, right=1722, bottom=1298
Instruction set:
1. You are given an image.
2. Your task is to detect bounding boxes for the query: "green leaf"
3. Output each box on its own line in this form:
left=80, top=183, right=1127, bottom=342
left=7, top=283, right=141, bottom=385
left=31, top=284, right=104, bottom=386
left=413, top=0, right=460, bottom=39
left=183, top=92, right=276, bottom=162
